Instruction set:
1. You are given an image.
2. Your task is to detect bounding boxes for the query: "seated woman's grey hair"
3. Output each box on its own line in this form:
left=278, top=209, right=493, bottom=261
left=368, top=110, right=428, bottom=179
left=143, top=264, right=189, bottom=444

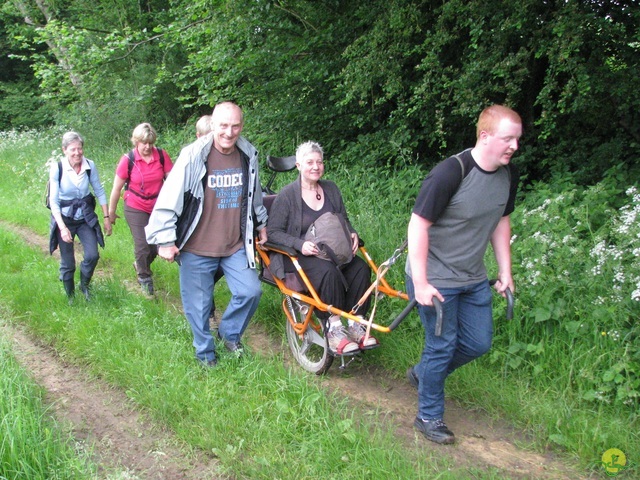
left=296, top=141, right=323, bottom=163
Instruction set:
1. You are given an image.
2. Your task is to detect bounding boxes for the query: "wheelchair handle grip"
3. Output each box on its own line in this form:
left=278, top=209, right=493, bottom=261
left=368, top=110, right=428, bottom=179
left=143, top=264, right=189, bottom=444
left=388, top=298, right=417, bottom=331
left=505, top=287, right=514, bottom=321
left=388, top=297, right=444, bottom=337
left=489, top=279, right=514, bottom=320
left=433, top=297, right=444, bottom=336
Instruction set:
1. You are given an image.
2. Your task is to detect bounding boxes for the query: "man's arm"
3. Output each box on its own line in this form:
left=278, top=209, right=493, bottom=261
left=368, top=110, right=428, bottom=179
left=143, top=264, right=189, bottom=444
left=407, top=213, right=443, bottom=306
left=145, top=154, right=188, bottom=247
left=490, top=215, right=514, bottom=296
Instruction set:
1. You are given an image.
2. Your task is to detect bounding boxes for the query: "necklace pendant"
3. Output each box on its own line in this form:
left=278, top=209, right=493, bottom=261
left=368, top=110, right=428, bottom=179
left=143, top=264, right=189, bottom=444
left=316, top=192, right=321, bottom=201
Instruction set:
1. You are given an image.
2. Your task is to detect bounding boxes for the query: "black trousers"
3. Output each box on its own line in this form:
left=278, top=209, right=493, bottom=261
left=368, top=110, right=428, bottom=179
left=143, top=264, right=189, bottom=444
left=291, top=255, right=372, bottom=321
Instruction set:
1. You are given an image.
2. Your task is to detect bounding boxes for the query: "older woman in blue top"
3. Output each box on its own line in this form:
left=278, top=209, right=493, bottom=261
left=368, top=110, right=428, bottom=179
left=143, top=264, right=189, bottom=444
left=49, top=131, right=111, bottom=302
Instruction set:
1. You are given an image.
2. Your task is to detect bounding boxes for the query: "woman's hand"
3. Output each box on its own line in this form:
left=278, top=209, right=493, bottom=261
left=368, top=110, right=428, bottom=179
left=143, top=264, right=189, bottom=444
left=60, top=226, right=73, bottom=244
left=104, top=217, right=112, bottom=236
left=351, top=233, right=359, bottom=254
left=257, top=227, right=268, bottom=245
left=301, top=241, right=319, bottom=256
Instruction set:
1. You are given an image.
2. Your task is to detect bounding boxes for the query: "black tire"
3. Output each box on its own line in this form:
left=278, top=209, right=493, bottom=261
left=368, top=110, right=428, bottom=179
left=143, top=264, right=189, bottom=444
left=284, top=296, right=333, bottom=375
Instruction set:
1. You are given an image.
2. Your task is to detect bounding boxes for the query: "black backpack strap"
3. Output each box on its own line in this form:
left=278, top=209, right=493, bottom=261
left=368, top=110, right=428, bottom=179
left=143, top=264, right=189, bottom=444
left=127, top=150, right=135, bottom=179
left=157, top=148, right=165, bottom=167
left=57, top=161, right=62, bottom=185
left=124, top=150, right=135, bottom=190
left=453, top=154, right=465, bottom=180
left=316, top=242, right=349, bottom=290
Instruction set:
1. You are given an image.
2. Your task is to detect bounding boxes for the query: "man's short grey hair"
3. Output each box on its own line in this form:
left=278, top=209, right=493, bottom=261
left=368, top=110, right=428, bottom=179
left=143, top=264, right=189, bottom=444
left=296, top=141, right=324, bottom=163
left=62, top=131, right=84, bottom=149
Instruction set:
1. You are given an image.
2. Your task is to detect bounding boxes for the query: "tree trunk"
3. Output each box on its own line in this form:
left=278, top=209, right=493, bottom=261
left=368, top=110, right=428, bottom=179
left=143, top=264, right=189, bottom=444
left=13, top=0, right=82, bottom=86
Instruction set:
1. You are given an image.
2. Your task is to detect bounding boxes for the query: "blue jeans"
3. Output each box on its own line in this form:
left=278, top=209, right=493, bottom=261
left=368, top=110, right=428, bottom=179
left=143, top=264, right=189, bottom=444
left=407, top=277, right=493, bottom=420
left=179, top=249, right=262, bottom=362
left=58, top=217, right=100, bottom=282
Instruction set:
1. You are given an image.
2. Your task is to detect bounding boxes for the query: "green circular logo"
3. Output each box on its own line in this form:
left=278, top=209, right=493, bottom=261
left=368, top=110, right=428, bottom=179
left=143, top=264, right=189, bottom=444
left=602, top=448, right=628, bottom=476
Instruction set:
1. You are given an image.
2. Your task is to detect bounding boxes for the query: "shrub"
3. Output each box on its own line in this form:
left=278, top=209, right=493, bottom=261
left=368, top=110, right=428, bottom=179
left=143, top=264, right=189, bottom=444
left=492, top=179, right=640, bottom=408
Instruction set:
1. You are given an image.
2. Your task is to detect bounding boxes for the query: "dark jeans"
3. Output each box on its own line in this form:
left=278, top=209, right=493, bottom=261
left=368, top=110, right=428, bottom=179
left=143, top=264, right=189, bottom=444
left=406, top=277, right=493, bottom=420
left=124, top=203, right=157, bottom=281
left=58, top=216, right=99, bottom=282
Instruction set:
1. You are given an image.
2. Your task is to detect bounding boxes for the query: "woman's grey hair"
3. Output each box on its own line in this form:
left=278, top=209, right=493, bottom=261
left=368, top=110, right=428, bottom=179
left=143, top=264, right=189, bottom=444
left=131, top=123, right=157, bottom=146
left=296, top=141, right=324, bottom=163
left=62, top=131, right=84, bottom=149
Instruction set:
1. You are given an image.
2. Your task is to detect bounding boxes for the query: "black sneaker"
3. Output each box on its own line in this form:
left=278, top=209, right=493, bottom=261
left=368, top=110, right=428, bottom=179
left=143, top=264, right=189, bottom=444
left=217, top=332, right=244, bottom=355
left=406, top=366, right=419, bottom=390
left=200, top=358, right=218, bottom=368
left=140, top=280, right=154, bottom=296
left=413, top=417, right=455, bottom=444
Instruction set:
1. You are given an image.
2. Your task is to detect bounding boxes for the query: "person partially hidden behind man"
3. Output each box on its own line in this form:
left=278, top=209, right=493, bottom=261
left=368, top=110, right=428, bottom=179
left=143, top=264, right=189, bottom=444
left=406, top=105, right=522, bottom=444
left=146, top=102, right=268, bottom=367
left=194, top=114, right=220, bottom=322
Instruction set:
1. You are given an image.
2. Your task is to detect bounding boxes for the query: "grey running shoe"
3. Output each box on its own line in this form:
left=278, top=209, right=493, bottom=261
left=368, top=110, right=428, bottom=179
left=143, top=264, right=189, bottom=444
left=217, top=332, right=244, bottom=356
left=347, top=321, right=380, bottom=350
left=327, top=325, right=359, bottom=355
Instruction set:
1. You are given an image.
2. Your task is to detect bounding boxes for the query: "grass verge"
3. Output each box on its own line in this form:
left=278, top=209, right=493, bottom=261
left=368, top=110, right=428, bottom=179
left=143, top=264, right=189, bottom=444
left=0, top=324, right=95, bottom=480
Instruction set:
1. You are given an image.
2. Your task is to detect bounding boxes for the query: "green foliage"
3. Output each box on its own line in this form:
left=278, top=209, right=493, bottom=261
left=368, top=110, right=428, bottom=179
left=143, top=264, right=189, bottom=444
left=466, top=175, right=640, bottom=459
left=0, top=5, right=50, bottom=130
left=3, top=0, right=187, bottom=135
left=3, top=0, right=640, bottom=186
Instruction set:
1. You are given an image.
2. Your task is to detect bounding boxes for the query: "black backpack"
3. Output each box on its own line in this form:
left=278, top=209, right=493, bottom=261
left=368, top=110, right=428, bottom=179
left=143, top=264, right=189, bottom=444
left=124, top=148, right=166, bottom=200
left=45, top=161, right=92, bottom=209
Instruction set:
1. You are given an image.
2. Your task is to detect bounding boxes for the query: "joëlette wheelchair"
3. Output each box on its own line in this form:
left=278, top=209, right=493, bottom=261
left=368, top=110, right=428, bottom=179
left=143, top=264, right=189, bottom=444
left=256, top=155, right=515, bottom=375
left=256, top=155, right=421, bottom=374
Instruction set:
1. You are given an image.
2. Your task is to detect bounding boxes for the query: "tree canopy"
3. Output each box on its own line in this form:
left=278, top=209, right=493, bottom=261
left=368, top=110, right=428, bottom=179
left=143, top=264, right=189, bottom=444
left=2, top=0, right=639, bottom=183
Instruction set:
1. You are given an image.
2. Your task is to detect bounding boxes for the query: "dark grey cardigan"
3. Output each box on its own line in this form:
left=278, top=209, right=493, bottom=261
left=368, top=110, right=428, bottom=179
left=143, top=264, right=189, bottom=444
left=266, top=176, right=357, bottom=279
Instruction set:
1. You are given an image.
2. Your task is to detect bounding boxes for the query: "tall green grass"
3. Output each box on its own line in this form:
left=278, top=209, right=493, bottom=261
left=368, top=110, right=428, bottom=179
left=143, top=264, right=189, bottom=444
left=0, top=328, right=95, bottom=479
left=0, top=128, right=637, bottom=477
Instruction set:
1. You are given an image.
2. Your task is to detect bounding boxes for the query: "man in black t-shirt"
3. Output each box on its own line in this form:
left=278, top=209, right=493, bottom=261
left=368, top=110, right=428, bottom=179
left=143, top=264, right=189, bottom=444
left=406, top=105, right=522, bottom=444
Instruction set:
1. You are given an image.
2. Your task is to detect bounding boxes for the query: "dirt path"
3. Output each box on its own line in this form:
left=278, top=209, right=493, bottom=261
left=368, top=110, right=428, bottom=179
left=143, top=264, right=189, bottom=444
left=1, top=221, right=588, bottom=479
left=2, top=322, right=224, bottom=480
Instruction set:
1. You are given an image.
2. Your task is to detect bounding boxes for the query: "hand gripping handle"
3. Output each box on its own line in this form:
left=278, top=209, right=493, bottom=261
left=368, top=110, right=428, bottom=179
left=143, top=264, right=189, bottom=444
left=388, top=297, right=444, bottom=336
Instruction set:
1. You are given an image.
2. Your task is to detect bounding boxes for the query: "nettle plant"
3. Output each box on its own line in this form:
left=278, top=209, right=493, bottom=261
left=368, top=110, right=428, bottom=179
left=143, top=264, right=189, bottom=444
left=491, top=181, right=640, bottom=407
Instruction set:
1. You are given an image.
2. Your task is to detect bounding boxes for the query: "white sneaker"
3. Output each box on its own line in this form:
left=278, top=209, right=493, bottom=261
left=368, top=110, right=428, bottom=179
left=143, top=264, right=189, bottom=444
left=327, top=324, right=360, bottom=355
left=348, top=321, right=380, bottom=350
